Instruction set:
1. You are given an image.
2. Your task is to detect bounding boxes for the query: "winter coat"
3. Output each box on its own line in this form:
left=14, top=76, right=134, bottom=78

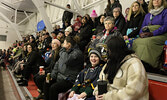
left=105, top=2, right=122, bottom=17
left=124, top=13, right=145, bottom=38
left=93, top=54, right=149, bottom=100
left=71, top=64, right=103, bottom=97
left=51, top=44, right=84, bottom=82
left=114, top=14, right=126, bottom=35
left=24, top=51, right=46, bottom=69
left=94, top=23, right=105, bottom=35
left=139, top=9, right=167, bottom=36
left=45, top=49, right=60, bottom=73
left=62, top=10, right=73, bottom=23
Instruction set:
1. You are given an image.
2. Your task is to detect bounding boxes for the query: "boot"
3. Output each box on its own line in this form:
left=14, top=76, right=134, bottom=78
left=18, top=80, right=28, bottom=86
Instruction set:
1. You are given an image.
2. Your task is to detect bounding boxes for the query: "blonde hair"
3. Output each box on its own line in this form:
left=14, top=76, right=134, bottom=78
left=148, top=0, right=167, bottom=11
left=127, top=1, right=145, bottom=21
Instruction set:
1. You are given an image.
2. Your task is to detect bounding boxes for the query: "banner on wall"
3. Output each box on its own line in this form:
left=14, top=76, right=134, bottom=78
left=37, top=20, right=45, bottom=31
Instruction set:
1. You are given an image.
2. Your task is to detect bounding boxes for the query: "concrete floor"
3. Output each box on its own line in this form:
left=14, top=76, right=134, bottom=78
left=0, top=68, right=19, bottom=100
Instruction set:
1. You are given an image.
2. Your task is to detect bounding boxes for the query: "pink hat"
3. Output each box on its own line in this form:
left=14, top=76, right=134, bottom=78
left=90, top=10, right=98, bottom=18
left=53, top=39, right=61, bottom=47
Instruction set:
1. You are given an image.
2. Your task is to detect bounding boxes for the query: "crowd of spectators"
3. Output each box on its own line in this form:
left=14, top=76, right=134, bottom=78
left=1, top=0, right=167, bottom=100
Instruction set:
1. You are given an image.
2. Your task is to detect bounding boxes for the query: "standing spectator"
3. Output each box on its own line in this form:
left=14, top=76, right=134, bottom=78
left=62, top=4, right=73, bottom=29
left=133, top=0, right=167, bottom=70
left=123, top=1, right=145, bottom=40
left=113, top=7, right=126, bottom=35
left=94, top=36, right=149, bottom=100
left=137, top=0, right=148, bottom=13
left=105, top=0, right=122, bottom=17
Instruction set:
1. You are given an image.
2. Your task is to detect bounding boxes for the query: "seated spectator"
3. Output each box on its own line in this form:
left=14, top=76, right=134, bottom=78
left=77, top=16, right=93, bottom=52
left=123, top=1, right=145, bottom=40
left=93, top=14, right=105, bottom=35
left=90, top=16, right=118, bottom=46
left=133, top=0, right=167, bottom=70
left=85, top=14, right=94, bottom=29
left=43, top=36, right=84, bottom=100
left=113, top=7, right=126, bottom=35
left=72, top=15, right=82, bottom=33
left=57, top=30, right=65, bottom=43
left=94, top=36, right=149, bottom=100
left=44, top=32, right=52, bottom=50
left=18, top=43, right=46, bottom=86
left=68, top=48, right=104, bottom=100
left=65, top=26, right=74, bottom=37
left=90, top=10, right=99, bottom=28
left=137, top=0, right=148, bottom=13
left=51, top=31, right=57, bottom=39
left=124, top=7, right=130, bottom=22
left=33, top=39, right=61, bottom=100
left=105, top=0, right=122, bottom=17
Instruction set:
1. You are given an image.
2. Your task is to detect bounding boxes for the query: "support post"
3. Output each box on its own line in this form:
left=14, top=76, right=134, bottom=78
left=32, top=0, right=53, bottom=34
left=14, top=9, right=17, bottom=23
left=0, top=12, right=22, bottom=41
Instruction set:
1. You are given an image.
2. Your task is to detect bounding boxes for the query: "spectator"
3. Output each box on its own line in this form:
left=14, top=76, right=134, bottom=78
left=137, top=0, right=148, bottom=13
left=57, top=30, right=65, bottom=43
left=68, top=48, right=104, bottom=100
left=90, top=10, right=99, bottom=28
left=94, top=36, right=149, bottom=100
left=77, top=16, right=93, bottom=52
left=62, top=4, right=73, bottom=29
left=94, top=14, right=105, bottom=35
left=133, top=0, right=167, bottom=70
left=85, top=14, right=94, bottom=29
left=43, top=36, right=84, bottom=100
left=65, top=26, right=73, bottom=37
left=105, top=0, right=122, bottom=17
left=113, top=7, right=126, bottom=35
left=123, top=1, right=145, bottom=40
left=72, top=15, right=82, bottom=33
left=34, top=39, right=61, bottom=100
left=124, top=7, right=130, bottom=22
left=44, top=32, right=52, bottom=50
left=18, top=43, right=46, bottom=86
left=51, top=31, right=57, bottom=39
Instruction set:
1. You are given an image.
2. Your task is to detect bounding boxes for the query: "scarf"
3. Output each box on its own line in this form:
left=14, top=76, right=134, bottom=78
left=150, top=6, right=164, bottom=16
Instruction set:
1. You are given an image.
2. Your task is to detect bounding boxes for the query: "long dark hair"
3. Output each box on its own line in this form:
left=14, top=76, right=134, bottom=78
left=107, top=0, right=120, bottom=10
left=104, top=36, right=134, bottom=83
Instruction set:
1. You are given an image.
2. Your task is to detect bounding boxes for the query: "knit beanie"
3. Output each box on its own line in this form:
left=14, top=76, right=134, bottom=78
left=53, top=39, right=61, bottom=47
left=89, top=49, right=102, bottom=60
left=90, top=10, right=98, bottom=18
left=65, top=26, right=72, bottom=33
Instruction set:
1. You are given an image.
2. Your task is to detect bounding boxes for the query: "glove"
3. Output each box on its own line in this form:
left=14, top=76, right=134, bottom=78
left=139, top=32, right=153, bottom=38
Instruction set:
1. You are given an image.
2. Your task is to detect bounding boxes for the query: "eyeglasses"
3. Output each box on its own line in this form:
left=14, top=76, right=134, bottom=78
left=104, top=22, right=113, bottom=25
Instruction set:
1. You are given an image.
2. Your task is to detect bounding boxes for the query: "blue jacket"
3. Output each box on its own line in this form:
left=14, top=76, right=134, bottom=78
left=139, top=9, right=167, bottom=36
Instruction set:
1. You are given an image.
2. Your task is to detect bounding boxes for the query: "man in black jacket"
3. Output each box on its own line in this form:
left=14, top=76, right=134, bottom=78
left=62, top=4, right=73, bottom=29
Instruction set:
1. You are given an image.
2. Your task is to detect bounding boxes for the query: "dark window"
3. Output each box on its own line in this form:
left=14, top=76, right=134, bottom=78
left=0, top=35, right=7, bottom=41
